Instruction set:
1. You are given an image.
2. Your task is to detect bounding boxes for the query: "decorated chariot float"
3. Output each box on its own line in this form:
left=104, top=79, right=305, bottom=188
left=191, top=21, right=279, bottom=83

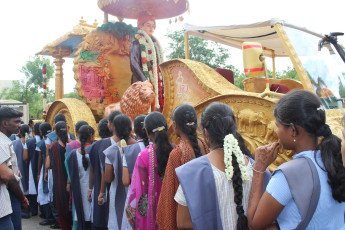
left=37, top=1, right=345, bottom=170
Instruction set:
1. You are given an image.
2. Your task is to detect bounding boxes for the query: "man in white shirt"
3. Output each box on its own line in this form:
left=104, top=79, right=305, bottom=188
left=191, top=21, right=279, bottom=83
left=0, top=107, right=29, bottom=229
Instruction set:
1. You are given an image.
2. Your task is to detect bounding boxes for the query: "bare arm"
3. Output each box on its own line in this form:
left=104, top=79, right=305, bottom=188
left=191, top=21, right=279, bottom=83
left=176, top=204, right=193, bottom=229
left=23, top=148, right=29, bottom=161
left=122, top=167, right=130, bottom=186
left=105, top=164, right=114, bottom=183
left=0, top=162, right=15, bottom=184
left=248, top=143, right=283, bottom=230
left=98, top=171, right=106, bottom=205
left=45, top=152, right=51, bottom=169
left=88, top=164, right=94, bottom=202
left=37, top=151, right=43, bottom=182
left=44, top=145, right=51, bottom=182
left=0, top=162, right=28, bottom=210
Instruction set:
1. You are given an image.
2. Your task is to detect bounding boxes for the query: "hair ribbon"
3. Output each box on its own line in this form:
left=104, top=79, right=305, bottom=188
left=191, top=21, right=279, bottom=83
left=152, top=126, right=165, bottom=133
left=186, top=122, right=195, bottom=126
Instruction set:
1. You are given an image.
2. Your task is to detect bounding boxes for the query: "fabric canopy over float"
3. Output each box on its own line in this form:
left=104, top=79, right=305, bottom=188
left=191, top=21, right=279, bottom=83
left=184, top=18, right=324, bottom=58
left=98, top=0, right=189, bottom=19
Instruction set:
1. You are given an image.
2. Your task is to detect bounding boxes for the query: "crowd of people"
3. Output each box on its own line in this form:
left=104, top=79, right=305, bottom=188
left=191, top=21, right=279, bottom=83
left=0, top=89, right=345, bottom=230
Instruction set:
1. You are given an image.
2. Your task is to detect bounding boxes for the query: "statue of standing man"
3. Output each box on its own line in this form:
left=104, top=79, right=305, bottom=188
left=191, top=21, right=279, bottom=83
left=130, top=11, right=165, bottom=111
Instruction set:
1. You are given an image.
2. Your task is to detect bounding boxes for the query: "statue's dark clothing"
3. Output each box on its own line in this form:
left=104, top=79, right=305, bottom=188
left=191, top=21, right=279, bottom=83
left=130, top=40, right=146, bottom=84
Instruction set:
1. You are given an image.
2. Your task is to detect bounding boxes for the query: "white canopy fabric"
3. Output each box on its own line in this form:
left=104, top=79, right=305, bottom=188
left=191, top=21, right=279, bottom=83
left=184, top=18, right=324, bottom=57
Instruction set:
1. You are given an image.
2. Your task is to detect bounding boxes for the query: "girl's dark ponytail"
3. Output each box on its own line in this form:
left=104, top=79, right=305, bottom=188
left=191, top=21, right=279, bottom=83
left=113, top=114, right=132, bottom=143
left=55, top=121, right=68, bottom=147
left=34, top=122, right=42, bottom=139
left=319, top=132, right=345, bottom=202
left=144, top=112, right=173, bottom=178
left=153, top=128, right=173, bottom=177
left=134, top=115, right=149, bottom=147
left=232, top=154, right=249, bottom=230
left=78, top=125, right=95, bottom=171
left=39, top=122, right=52, bottom=137
left=171, top=104, right=201, bottom=158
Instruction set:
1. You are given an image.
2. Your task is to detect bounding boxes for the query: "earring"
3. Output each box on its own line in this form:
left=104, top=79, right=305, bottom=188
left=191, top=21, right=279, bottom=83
left=293, top=138, right=296, bottom=142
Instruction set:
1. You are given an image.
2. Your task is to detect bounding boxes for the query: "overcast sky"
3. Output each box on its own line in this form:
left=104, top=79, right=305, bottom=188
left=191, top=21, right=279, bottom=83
left=0, top=0, right=344, bottom=93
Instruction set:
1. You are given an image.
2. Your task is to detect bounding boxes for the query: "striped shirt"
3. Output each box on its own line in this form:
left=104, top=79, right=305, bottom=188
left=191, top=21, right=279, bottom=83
left=175, top=159, right=253, bottom=229
left=0, top=131, right=13, bottom=218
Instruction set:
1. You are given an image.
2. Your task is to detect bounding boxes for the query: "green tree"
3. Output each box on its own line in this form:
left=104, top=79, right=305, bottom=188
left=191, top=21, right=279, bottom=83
left=21, top=56, right=55, bottom=92
left=0, top=56, right=55, bottom=118
left=166, top=30, right=231, bottom=69
left=64, top=90, right=82, bottom=100
left=276, top=66, right=300, bottom=80
left=165, top=30, right=244, bottom=89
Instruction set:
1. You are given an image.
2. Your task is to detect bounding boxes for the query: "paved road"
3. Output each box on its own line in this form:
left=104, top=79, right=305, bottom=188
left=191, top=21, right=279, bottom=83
left=22, top=215, right=51, bottom=230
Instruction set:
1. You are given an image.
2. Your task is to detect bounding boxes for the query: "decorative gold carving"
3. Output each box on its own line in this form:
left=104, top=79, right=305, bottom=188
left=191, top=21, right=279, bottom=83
left=73, top=28, right=133, bottom=118
left=326, top=108, right=345, bottom=139
left=45, top=98, right=98, bottom=137
left=161, top=59, right=242, bottom=127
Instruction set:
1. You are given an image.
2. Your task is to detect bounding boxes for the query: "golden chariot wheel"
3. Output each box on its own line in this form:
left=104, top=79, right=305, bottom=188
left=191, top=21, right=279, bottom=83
left=45, top=98, right=98, bottom=137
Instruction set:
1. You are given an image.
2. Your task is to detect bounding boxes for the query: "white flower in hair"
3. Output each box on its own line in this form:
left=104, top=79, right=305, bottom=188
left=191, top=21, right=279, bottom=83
left=223, top=134, right=250, bottom=182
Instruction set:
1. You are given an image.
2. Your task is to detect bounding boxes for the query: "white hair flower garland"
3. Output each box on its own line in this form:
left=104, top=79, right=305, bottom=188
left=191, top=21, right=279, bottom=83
left=224, top=134, right=250, bottom=182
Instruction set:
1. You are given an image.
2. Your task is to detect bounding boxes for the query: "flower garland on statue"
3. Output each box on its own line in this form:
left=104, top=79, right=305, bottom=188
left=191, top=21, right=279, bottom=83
left=224, top=134, right=250, bottom=182
left=136, top=29, right=164, bottom=110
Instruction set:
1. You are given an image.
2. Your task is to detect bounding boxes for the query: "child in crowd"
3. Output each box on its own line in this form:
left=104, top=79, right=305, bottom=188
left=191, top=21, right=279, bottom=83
left=11, top=124, right=30, bottom=229
left=103, top=114, right=136, bottom=229
left=157, top=104, right=209, bottom=229
left=126, top=112, right=174, bottom=230
left=36, top=122, right=56, bottom=226
left=122, top=115, right=149, bottom=229
left=47, top=121, right=72, bottom=230
left=65, top=120, right=88, bottom=230
left=44, top=113, right=73, bottom=229
left=23, top=122, right=41, bottom=218
left=88, top=111, right=121, bottom=230
left=98, top=118, right=112, bottom=139
left=67, top=125, right=95, bottom=230
left=248, top=90, right=345, bottom=230
left=175, top=102, right=263, bottom=229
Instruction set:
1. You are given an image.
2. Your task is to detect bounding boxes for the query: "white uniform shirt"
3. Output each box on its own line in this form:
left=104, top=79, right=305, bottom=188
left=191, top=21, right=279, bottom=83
left=0, top=131, right=14, bottom=218
left=75, top=150, right=92, bottom=221
left=24, top=137, right=40, bottom=195
left=175, top=160, right=253, bottom=230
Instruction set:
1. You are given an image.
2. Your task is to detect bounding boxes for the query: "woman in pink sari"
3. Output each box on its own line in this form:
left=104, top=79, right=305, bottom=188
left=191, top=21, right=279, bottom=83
left=126, top=112, right=174, bottom=230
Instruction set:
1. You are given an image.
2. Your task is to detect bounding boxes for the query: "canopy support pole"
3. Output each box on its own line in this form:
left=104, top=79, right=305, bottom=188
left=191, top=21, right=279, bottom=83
left=272, top=50, right=276, bottom=79
left=104, top=12, right=108, bottom=24
left=184, top=32, right=190, bottom=59
left=274, top=23, right=313, bottom=91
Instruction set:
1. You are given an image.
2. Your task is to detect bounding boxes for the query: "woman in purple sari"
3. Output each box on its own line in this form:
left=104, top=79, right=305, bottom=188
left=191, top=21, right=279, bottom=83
left=126, top=112, right=174, bottom=230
